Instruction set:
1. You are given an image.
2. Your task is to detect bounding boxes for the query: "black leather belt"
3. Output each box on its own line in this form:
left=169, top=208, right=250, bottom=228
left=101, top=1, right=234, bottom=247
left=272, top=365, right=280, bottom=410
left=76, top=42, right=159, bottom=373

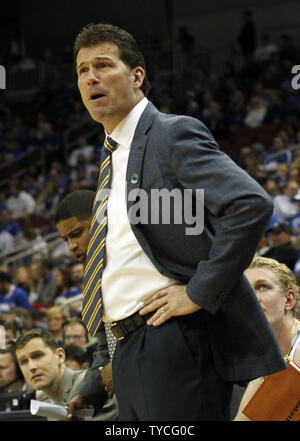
left=111, top=310, right=154, bottom=341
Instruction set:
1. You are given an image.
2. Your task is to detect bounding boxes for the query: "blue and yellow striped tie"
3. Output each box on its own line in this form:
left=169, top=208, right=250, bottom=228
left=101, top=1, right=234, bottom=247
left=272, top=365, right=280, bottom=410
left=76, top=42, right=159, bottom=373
left=82, top=136, right=118, bottom=336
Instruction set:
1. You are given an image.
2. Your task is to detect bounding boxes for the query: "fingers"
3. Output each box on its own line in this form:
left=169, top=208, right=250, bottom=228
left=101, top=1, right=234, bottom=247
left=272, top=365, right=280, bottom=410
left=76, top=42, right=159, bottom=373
left=139, top=291, right=169, bottom=316
left=140, top=302, right=169, bottom=327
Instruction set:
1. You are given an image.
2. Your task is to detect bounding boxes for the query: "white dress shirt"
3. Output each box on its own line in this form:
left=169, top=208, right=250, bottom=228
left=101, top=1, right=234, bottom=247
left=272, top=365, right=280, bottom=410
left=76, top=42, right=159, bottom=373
left=102, top=97, right=176, bottom=322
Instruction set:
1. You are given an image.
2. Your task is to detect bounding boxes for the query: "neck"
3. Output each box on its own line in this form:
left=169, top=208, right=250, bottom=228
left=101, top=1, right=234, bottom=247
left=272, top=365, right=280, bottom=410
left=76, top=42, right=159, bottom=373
left=44, top=364, right=65, bottom=401
left=104, top=91, right=144, bottom=135
left=274, top=316, right=299, bottom=356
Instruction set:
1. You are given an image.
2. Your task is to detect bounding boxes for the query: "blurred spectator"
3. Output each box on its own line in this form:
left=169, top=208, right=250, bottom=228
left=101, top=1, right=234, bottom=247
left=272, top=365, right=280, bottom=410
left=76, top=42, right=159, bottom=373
left=54, top=266, right=82, bottom=306
left=0, top=272, right=32, bottom=315
left=36, top=121, right=61, bottom=153
left=46, top=306, right=68, bottom=346
left=71, top=263, right=84, bottom=293
left=18, top=224, right=48, bottom=258
left=35, top=258, right=56, bottom=306
left=35, top=180, right=60, bottom=221
left=68, top=135, right=94, bottom=168
left=64, top=344, right=89, bottom=370
left=279, top=34, right=297, bottom=63
left=254, top=33, right=278, bottom=63
left=0, top=230, right=14, bottom=254
left=262, top=178, right=279, bottom=199
left=176, top=26, right=195, bottom=52
left=0, top=208, right=21, bottom=237
left=273, top=163, right=289, bottom=190
left=273, top=180, right=299, bottom=222
left=0, top=343, right=25, bottom=392
left=263, top=223, right=299, bottom=271
left=244, top=96, right=267, bottom=128
left=15, top=266, right=33, bottom=295
left=237, top=10, right=257, bottom=62
left=6, top=180, right=36, bottom=221
left=62, top=319, right=88, bottom=348
left=262, top=136, right=293, bottom=173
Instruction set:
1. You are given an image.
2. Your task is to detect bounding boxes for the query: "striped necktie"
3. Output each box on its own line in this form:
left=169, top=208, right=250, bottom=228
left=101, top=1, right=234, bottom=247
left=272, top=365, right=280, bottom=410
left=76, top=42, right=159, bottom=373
left=82, top=136, right=118, bottom=336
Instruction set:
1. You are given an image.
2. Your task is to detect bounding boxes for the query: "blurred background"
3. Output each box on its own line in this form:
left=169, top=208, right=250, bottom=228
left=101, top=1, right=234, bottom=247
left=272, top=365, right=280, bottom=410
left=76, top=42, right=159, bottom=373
left=0, top=0, right=300, bottom=329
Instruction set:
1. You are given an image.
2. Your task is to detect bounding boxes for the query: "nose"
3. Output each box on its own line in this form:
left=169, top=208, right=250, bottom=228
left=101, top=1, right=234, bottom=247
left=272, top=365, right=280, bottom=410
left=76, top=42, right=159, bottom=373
left=28, top=358, right=37, bottom=371
left=68, top=238, right=78, bottom=252
left=86, top=67, right=99, bottom=86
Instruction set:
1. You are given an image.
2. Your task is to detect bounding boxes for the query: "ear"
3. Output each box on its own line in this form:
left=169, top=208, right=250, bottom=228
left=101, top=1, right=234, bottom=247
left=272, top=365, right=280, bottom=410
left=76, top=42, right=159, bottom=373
left=285, top=290, right=296, bottom=312
left=132, top=66, right=145, bottom=91
left=56, top=347, right=65, bottom=364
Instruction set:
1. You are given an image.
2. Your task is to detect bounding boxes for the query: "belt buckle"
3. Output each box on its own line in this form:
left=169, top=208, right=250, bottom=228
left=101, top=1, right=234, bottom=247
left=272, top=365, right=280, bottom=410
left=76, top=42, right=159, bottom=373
left=111, top=322, right=124, bottom=341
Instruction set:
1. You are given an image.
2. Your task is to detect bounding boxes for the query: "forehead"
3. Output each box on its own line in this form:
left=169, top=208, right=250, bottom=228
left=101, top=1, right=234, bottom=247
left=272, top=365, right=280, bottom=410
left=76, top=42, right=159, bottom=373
left=0, top=353, right=13, bottom=364
left=76, top=41, right=121, bottom=67
left=16, top=338, right=49, bottom=357
left=65, top=322, right=84, bottom=333
left=245, top=267, right=279, bottom=284
left=56, top=216, right=84, bottom=237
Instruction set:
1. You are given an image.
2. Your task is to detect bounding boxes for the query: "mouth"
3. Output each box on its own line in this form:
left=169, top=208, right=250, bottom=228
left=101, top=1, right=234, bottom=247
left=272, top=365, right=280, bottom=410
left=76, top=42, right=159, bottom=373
left=31, top=374, right=43, bottom=383
left=89, top=93, right=105, bottom=102
left=74, top=253, right=85, bottom=263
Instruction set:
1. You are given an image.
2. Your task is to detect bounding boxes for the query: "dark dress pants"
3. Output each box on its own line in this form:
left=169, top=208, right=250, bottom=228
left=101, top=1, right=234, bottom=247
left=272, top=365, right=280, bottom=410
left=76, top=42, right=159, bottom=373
left=112, top=309, right=233, bottom=421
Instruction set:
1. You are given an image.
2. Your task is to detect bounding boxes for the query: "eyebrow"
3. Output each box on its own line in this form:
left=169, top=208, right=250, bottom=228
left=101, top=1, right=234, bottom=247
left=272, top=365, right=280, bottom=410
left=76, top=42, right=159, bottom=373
left=77, top=56, right=113, bottom=72
left=59, top=226, right=82, bottom=241
left=17, top=350, right=44, bottom=363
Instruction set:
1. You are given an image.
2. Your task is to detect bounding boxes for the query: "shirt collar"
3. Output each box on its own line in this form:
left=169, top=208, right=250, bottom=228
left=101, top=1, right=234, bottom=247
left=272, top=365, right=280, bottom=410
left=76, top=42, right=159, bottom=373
left=106, top=97, right=148, bottom=149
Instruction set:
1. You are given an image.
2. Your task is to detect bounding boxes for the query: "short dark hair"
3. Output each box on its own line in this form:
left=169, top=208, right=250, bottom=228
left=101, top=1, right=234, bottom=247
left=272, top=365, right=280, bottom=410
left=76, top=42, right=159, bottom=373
left=73, top=23, right=150, bottom=97
left=62, top=318, right=88, bottom=344
left=15, top=328, right=59, bottom=352
left=64, top=344, right=88, bottom=365
left=0, top=272, right=12, bottom=284
left=54, top=190, right=95, bottom=224
left=0, top=342, right=24, bottom=381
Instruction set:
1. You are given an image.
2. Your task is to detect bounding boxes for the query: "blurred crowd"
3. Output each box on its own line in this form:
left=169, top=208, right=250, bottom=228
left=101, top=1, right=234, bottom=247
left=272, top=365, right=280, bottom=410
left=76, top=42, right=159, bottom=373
left=1, top=19, right=300, bottom=358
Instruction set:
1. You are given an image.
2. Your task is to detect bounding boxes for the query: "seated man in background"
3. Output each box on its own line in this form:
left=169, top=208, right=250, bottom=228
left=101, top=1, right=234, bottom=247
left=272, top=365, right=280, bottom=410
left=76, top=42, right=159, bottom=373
left=0, top=343, right=25, bottom=393
left=55, top=190, right=117, bottom=415
left=64, top=344, right=90, bottom=371
left=234, top=256, right=300, bottom=420
left=15, top=328, right=117, bottom=420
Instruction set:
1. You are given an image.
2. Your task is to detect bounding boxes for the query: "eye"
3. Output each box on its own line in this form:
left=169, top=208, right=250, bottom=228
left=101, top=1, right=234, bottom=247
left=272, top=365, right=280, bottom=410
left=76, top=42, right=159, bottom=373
left=257, top=283, right=269, bottom=291
left=78, top=67, right=88, bottom=75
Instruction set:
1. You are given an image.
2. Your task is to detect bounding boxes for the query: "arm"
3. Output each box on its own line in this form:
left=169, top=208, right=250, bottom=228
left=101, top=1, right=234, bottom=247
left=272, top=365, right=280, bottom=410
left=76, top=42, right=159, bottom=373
left=67, top=326, right=110, bottom=418
left=170, top=117, right=273, bottom=312
left=140, top=116, right=273, bottom=323
left=233, top=378, right=262, bottom=421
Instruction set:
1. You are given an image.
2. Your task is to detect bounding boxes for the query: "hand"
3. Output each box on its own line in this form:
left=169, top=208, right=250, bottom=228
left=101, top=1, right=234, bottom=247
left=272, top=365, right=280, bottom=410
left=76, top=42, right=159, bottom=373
left=139, top=284, right=201, bottom=327
left=99, top=362, right=114, bottom=398
left=64, top=394, right=89, bottom=421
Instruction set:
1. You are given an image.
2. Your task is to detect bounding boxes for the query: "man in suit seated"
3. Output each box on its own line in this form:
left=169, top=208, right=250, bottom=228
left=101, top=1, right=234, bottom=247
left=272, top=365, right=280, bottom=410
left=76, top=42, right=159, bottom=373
left=14, top=328, right=117, bottom=420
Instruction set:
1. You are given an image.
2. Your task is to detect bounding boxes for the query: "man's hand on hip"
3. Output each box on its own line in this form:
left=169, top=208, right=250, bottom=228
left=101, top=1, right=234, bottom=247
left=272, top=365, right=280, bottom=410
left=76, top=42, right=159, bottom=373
left=139, top=284, right=201, bottom=326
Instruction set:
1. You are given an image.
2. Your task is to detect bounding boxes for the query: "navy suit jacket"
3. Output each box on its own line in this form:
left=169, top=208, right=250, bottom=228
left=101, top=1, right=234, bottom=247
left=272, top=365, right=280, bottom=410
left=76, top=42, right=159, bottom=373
left=79, top=101, right=286, bottom=405
left=124, top=101, right=285, bottom=382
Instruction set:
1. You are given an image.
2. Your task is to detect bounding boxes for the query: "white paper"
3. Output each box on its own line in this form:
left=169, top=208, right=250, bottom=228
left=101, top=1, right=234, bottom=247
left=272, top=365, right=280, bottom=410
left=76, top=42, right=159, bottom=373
left=30, top=400, right=68, bottom=419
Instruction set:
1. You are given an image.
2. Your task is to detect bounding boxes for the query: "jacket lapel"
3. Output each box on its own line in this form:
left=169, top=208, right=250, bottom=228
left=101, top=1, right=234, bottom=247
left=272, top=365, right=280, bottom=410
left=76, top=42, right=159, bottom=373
left=126, top=101, right=158, bottom=212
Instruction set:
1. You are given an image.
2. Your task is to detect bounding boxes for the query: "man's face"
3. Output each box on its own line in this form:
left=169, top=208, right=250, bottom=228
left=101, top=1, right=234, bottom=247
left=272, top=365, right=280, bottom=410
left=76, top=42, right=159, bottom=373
left=244, top=267, right=289, bottom=329
left=63, top=323, right=87, bottom=347
left=72, top=264, right=85, bottom=284
left=270, top=231, right=290, bottom=247
left=16, top=338, right=64, bottom=391
left=76, top=41, right=144, bottom=133
left=0, top=353, right=17, bottom=389
left=56, top=216, right=90, bottom=263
